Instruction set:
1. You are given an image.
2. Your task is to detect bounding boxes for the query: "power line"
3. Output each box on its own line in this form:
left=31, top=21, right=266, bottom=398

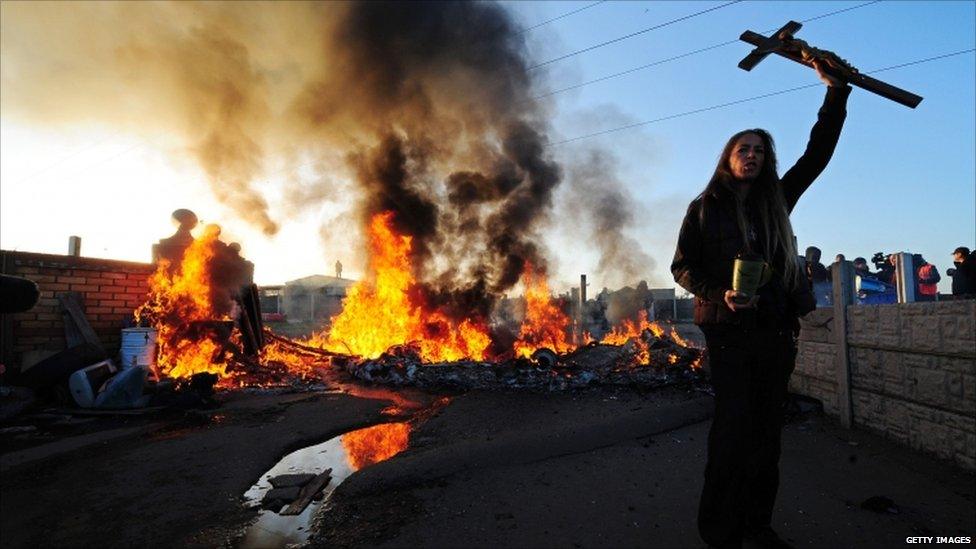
left=799, top=0, right=881, bottom=23
left=517, top=1, right=608, bottom=35
left=533, top=0, right=882, bottom=101
left=549, top=48, right=976, bottom=146
left=528, top=0, right=743, bottom=71
left=5, top=129, right=128, bottom=187
left=866, top=48, right=975, bottom=73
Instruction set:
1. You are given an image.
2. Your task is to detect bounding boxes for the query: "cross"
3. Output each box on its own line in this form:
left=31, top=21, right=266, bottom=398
left=737, top=21, right=923, bottom=109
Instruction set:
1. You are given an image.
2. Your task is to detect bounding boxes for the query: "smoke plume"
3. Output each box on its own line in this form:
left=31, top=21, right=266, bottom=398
left=2, top=1, right=658, bottom=320
left=286, top=1, right=564, bottom=321
left=563, top=150, right=657, bottom=289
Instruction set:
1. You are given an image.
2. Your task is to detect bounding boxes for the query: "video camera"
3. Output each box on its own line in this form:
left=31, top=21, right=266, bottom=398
left=871, top=252, right=890, bottom=270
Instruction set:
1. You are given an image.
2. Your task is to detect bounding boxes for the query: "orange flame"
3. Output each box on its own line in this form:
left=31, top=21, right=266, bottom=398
left=136, top=225, right=230, bottom=379
left=513, top=263, right=573, bottom=358
left=342, top=422, right=411, bottom=471
left=602, top=310, right=651, bottom=346
left=600, top=310, right=675, bottom=365
left=259, top=339, right=317, bottom=378
left=310, top=212, right=491, bottom=362
left=670, top=329, right=693, bottom=348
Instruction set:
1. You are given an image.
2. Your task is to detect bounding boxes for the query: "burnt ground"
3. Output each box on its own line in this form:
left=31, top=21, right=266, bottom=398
left=1, top=380, right=973, bottom=549
left=0, top=388, right=404, bottom=548
left=313, top=387, right=975, bottom=549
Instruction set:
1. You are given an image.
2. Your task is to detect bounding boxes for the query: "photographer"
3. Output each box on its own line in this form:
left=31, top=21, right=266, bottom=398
left=874, top=253, right=896, bottom=285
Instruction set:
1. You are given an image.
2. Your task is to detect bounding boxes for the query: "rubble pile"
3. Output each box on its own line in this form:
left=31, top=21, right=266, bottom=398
left=337, top=332, right=705, bottom=391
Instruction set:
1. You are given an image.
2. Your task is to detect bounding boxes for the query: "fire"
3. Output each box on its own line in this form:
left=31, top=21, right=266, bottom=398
left=342, top=422, right=411, bottom=471
left=136, top=210, right=699, bottom=383
left=599, top=310, right=686, bottom=365
left=670, top=329, right=693, bottom=348
left=310, top=212, right=491, bottom=362
left=259, top=339, right=316, bottom=378
left=136, top=225, right=231, bottom=379
left=602, top=310, right=651, bottom=346
left=513, top=263, right=573, bottom=358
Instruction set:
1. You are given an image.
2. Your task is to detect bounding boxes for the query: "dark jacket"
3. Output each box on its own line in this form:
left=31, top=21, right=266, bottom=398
left=671, top=85, right=851, bottom=327
left=951, top=251, right=976, bottom=296
left=809, top=261, right=829, bottom=284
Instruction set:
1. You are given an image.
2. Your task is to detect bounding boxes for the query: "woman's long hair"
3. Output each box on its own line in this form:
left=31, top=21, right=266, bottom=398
left=701, top=129, right=802, bottom=290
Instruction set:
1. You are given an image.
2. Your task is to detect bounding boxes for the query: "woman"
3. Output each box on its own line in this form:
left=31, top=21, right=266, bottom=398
left=671, top=60, right=850, bottom=549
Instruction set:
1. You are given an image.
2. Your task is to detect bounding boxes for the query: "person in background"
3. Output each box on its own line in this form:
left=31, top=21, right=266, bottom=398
left=826, top=253, right=846, bottom=283
left=853, top=257, right=873, bottom=279
left=335, top=260, right=343, bottom=279
left=914, top=254, right=940, bottom=301
left=805, top=246, right=828, bottom=284
left=805, top=246, right=831, bottom=306
left=876, top=254, right=898, bottom=285
left=874, top=254, right=895, bottom=285
left=948, top=247, right=976, bottom=298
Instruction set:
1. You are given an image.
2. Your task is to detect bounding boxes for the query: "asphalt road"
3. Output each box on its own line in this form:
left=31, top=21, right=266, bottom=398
left=1, top=382, right=972, bottom=549
left=313, top=386, right=975, bottom=549
left=0, top=389, right=397, bottom=548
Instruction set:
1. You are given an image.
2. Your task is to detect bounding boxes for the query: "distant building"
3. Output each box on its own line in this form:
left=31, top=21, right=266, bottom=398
left=258, top=285, right=284, bottom=318
left=281, top=275, right=355, bottom=322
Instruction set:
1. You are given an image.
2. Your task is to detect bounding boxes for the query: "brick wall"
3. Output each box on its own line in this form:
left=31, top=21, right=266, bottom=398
left=0, top=250, right=155, bottom=371
left=792, top=300, right=976, bottom=470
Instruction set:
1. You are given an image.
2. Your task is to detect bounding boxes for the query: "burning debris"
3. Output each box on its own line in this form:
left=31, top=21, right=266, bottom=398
left=342, top=339, right=702, bottom=392
left=127, top=208, right=703, bottom=394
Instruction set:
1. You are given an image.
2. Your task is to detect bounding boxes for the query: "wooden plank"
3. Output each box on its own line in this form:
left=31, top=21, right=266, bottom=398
left=236, top=296, right=259, bottom=357
left=62, top=309, right=85, bottom=348
left=831, top=261, right=856, bottom=429
left=279, top=468, right=332, bottom=516
left=58, top=292, right=104, bottom=354
left=244, top=284, right=264, bottom=349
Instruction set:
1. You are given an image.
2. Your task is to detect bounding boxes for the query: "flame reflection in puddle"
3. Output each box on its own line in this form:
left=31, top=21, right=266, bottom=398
left=239, top=422, right=410, bottom=548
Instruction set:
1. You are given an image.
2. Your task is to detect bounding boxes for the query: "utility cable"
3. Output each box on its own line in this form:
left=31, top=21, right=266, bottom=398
left=517, top=1, right=608, bottom=35
left=5, top=129, right=129, bottom=187
left=528, top=0, right=743, bottom=70
left=549, top=48, right=976, bottom=146
left=533, top=0, right=882, bottom=101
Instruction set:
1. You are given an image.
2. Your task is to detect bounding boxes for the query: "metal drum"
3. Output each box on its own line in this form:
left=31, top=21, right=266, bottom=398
left=119, top=327, right=158, bottom=370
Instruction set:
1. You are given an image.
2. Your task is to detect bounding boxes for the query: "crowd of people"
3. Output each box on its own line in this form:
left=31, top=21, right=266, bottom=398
left=803, top=245, right=976, bottom=303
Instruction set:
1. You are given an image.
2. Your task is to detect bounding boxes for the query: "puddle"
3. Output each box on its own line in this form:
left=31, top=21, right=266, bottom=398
left=238, top=422, right=411, bottom=548
left=324, top=372, right=428, bottom=412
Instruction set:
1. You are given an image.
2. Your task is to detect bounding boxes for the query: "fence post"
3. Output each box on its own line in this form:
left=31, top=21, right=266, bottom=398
left=895, top=252, right=917, bottom=303
left=832, top=260, right=856, bottom=429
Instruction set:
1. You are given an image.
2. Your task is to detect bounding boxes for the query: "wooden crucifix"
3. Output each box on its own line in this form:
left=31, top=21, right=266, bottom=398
left=738, top=21, right=923, bottom=108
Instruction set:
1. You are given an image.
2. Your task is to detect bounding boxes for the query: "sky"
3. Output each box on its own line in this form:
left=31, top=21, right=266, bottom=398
left=1, top=0, right=974, bottom=294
